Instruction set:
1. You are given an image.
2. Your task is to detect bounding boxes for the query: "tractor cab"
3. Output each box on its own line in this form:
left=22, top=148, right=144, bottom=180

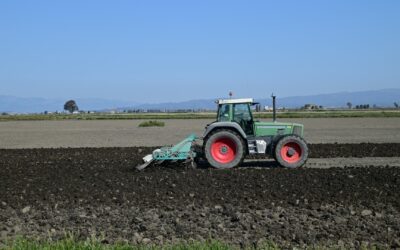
left=216, top=98, right=256, bottom=135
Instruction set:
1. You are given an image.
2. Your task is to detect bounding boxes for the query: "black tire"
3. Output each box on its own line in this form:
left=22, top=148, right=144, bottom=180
left=203, top=129, right=245, bottom=169
left=274, top=135, right=308, bottom=168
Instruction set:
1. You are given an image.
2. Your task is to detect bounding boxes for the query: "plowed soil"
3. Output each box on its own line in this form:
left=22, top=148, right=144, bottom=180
left=1, top=144, right=400, bottom=248
left=309, top=143, right=400, bottom=158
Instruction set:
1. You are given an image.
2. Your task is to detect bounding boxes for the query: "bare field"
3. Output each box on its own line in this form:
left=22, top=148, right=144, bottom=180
left=1, top=147, right=400, bottom=248
left=0, top=118, right=399, bottom=148
left=1, top=121, right=400, bottom=248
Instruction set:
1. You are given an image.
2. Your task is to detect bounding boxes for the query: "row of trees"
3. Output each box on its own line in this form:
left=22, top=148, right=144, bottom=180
left=63, top=100, right=400, bottom=113
left=354, top=104, right=370, bottom=109
left=347, top=102, right=400, bottom=109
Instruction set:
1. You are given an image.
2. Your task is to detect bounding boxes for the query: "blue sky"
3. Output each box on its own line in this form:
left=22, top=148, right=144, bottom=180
left=0, top=0, right=399, bottom=103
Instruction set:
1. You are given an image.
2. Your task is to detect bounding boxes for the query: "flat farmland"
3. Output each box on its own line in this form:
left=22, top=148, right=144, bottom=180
left=1, top=117, right=400, bottom=248
left=1, top=146, right=400, bottom=248
left=0, top=117, right=399, bottom=148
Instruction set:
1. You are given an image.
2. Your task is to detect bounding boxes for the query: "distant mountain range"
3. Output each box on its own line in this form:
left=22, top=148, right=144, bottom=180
left=119, top=89, right=400, bottom=111
left=0, top=96, right=138, bottom=113
left=267, top=88, right=400, bottom=109
left=1, top=89, right=399, bottom=113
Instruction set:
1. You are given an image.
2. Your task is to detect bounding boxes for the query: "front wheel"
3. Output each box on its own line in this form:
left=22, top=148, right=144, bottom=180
left=274, top=135, right=308, bottom=168
left=204, top=129, right=245, bottom=169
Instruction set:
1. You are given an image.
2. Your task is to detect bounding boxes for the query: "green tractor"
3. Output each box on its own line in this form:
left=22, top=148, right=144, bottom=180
left=137, top=98, right=308, bottom=170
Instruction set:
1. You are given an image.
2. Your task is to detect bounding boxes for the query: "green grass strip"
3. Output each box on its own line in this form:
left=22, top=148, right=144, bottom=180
left=1, top=110, right=400, bottom=121
left=2, top=237, right=279, bottom=250
left=138, top=120, right=165, bottom=127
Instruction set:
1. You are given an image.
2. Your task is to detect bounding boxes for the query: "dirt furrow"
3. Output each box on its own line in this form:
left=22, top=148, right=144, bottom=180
left=0, top=145, right=400, bottom=248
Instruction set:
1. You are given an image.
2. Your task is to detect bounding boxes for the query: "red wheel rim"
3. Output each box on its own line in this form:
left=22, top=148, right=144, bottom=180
left=280, top=142, right=302, bottom=163
left=211, top=137, right=237, bottom=164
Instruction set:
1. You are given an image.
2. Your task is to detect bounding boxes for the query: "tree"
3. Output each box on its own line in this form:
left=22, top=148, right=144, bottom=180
left=360, top=104, right=370, bottom=109
left=346, top=102, right=352, bottom=109
left=395, top=102, right=399, bottom=108
left=64, top=100, right=79, bottom=113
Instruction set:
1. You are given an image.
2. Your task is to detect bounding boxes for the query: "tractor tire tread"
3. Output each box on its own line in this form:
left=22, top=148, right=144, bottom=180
left=203, top=128, right=245, bottom=169
left=274, top=134, right=308, bottom=168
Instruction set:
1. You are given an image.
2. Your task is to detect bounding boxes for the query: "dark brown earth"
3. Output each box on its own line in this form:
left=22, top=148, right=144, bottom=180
left=309, top=143, right=400, bottom=158
left=1, top=144, right=400, bottom=248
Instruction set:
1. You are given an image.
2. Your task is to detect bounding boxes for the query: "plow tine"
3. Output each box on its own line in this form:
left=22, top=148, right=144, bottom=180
left=155, top=160, right=164, bottom=165
left=184, top=155, right=197, bottom=169
left=136, top=160, right=153, bottom=170
left=136, top=154, right=154, bottom=171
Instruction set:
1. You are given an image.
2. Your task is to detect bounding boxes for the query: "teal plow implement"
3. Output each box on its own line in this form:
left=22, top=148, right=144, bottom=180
left=136, top=134, right=197, bottom=170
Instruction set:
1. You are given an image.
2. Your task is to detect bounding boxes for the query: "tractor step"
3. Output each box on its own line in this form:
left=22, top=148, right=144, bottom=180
left=136, top=134, right=197, bottom=170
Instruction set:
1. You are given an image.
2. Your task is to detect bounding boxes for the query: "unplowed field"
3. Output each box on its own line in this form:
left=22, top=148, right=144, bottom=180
left=1, top=118, right=400, bottom=148
left=1, top=143, right=400, bottom=248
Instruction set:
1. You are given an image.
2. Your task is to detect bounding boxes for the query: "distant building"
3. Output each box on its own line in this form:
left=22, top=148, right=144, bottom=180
left=264, top=106, right=273, bottom=111
left=302, top=104, right=321, bottom=110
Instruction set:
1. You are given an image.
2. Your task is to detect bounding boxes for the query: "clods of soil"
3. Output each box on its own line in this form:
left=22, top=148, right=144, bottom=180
left=0, top=145, right=399, bottom=248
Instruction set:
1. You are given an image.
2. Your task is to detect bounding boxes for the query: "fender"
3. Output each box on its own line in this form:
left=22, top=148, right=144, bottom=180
left=203, top=122, right=247, bottom=139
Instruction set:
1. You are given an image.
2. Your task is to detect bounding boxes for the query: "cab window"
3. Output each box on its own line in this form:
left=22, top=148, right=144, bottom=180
left=218, top=104, right=230, bottom=121
left=233, top=104, right=252, bottom=122
left=233, top=103, right=253, bottom=135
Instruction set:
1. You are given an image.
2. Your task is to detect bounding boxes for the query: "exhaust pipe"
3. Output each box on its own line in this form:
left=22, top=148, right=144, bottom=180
left=271, top=94, right=276, bottom=122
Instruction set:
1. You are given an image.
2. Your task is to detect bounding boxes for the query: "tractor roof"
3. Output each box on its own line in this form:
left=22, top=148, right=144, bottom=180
left=217, top=98, right=255, bottom=104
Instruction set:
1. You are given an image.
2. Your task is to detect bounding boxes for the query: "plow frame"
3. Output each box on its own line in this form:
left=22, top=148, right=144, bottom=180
left=136, top=133, right=198, bottom=170
left=153, top=133, right=197, bottom=161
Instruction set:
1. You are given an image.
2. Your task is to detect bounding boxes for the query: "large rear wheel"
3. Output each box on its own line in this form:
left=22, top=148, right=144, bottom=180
left=204, top=129, right=245, bottom=169
left=274, top=135, right=308, bottom=168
